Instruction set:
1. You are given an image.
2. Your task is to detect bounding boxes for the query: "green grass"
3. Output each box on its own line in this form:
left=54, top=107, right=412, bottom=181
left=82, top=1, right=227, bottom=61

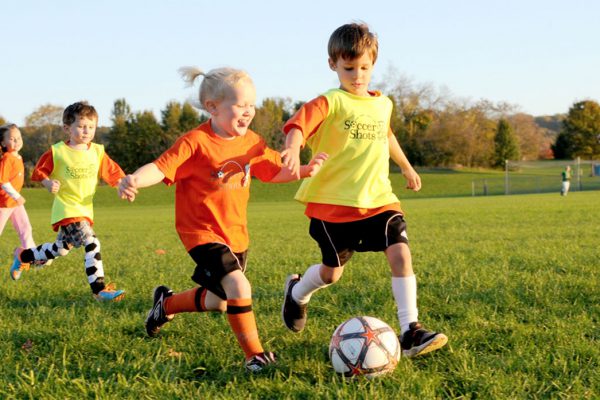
left=1, top=172, right=599, bottom=399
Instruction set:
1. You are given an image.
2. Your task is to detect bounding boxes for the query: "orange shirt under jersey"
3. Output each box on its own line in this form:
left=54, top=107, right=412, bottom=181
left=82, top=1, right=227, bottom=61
left=283, top=95, right=402, bottom=223
left=0, top=151, right=25, bottom=208
left=153, top=121, right=282, bottom=253
left=32, top=142, right=125, bottom=230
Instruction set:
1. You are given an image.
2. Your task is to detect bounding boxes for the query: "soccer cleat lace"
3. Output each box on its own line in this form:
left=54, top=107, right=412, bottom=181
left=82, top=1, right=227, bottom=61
left=9, top=248, right=30, bottom=281
left=400, top=322, right=448, bottom=358
left=245, top=351, right=276, bottom=373
left=94, top=282, right=126, bottom=302
left=282, top=274, right=307, bottom=332
left=145, top=285, right=174, bottom=337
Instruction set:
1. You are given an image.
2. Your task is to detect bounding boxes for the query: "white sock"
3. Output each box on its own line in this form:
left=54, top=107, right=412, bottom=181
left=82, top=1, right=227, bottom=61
left=392, top=275, right=419, bottom=334
left=292, top=264, right=329, bottom=305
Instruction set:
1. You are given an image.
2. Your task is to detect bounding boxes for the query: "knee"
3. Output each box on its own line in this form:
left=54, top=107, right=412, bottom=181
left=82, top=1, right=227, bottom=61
left=221, top=271, right=252, bottom=299
left=321, top=266, right=343, bottom=284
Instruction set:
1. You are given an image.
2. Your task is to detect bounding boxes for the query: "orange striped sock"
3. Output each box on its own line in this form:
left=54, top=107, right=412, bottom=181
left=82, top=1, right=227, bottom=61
left=164, top=287, right=206, bottom=315
left=226, top=298, right=264, bottom=359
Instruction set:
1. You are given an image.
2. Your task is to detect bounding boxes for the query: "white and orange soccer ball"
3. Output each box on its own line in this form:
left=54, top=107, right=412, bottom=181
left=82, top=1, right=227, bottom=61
left=329, top=316, right=401, bottom=378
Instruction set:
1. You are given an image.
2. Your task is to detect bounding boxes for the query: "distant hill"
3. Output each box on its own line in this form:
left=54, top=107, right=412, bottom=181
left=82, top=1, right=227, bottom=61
left=534, top=114, right=565, bottom=138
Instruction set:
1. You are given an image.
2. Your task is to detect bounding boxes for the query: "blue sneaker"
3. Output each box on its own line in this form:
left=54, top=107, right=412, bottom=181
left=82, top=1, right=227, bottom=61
left=94, top=283, right=126, bottom=302
left=9, top=248, right=30, bottom=281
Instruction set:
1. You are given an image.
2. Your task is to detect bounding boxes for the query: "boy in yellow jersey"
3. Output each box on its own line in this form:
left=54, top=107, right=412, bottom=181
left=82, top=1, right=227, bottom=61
left=281, top=22, right=447, bottom=357
left=12, top=101, right=125, bottom=301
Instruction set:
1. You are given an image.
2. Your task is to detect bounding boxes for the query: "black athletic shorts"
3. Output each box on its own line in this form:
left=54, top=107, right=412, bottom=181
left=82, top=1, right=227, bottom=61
left=189, top=243, right=248, bottom=300
left=309, top=211, right=408, bottom=267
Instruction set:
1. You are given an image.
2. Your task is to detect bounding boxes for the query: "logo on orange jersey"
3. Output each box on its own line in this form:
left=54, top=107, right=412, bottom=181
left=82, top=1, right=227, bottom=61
left=213, top=161, right=251, bottom=189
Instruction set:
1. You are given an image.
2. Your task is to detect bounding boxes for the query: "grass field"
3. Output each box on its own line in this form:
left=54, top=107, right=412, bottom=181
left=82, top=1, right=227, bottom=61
left=1, top=172, right=599, bottom=399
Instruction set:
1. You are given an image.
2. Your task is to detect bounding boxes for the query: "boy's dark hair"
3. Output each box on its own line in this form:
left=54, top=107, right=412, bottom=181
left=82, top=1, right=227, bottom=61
left=0, top=123, right=18, bottom=153
left=63, top=101, right=98, bottom=125
left=328, top=22, right=378, bottom=64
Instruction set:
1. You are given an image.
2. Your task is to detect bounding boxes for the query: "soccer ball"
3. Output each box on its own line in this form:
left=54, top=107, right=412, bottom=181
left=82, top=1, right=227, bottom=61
left=329, top=316, right=400, bottom=378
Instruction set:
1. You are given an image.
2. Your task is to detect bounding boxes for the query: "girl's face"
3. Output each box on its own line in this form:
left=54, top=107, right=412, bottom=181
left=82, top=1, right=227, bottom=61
left=329, top=52, right=375, bottom=97
left=2, top=127, right=23, bottom=153
left=207, top=81, right=256, bottom=139
left=64, top=115, right=97, bottom=148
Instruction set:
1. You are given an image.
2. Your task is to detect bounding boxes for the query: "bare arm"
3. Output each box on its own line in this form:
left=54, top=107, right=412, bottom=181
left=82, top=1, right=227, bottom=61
left=389, top=131, right=421, bottom=192
left=269, top=152, right=328, bottom=183
left=280, top=128, right=304, bottom=178
left=118, top=163, right=166, bottom=201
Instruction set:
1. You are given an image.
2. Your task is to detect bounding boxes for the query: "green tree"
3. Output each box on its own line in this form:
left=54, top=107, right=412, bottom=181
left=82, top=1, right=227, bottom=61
left=179, top=102, right=204, bottom=133
left=553, top=100, right=600, bottom=160
left=251, top=97, right=291, bottom=151
left=0, top=116, right=6, bottom=125
left=107, top=99, right=132, bottom=171
left=493, top=119, right=520, bottom=167
left=161, top=101, right=183, bottom=147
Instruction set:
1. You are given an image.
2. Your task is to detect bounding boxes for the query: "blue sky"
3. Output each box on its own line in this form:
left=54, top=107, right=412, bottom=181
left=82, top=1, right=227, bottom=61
left=2, top=0, right=599, bottom=127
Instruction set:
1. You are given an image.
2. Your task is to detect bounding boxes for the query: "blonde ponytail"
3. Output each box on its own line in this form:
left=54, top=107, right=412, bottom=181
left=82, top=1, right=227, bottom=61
left=178, top=66, right=205, bottom=87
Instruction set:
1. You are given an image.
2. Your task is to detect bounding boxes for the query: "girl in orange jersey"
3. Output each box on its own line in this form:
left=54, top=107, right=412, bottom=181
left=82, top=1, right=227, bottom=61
left=118, top=66, right=326, bottom=373
left=0, top=123, right=42, bottom=280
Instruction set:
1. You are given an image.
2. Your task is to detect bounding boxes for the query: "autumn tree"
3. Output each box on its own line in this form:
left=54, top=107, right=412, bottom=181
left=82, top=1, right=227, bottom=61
left=508, top=113, right=548, bottom=160
left=20, top=104, right=65, bottom=165
left=25, top=104, right=63, bottom=127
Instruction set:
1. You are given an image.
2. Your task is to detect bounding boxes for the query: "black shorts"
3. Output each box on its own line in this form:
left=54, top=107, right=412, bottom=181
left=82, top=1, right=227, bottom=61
left=309, top=211, right=408, bottom=267
left=189, top=243, right=248, bottom=300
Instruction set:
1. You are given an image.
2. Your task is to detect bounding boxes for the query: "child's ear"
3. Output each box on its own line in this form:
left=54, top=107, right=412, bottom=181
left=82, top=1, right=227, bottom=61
left=205, top=100, right=218, bottom=115
left=328, top=58, right=336, bottom=71
left=62, top=124, right=70, bottom=133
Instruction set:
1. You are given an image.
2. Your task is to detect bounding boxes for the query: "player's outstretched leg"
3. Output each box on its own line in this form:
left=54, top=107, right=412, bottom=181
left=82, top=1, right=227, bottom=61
left=145, top=285, right=175, bottom=337
left=282, top=274, right=308, bottom=332
left=399, top=322, right=448, bottom=358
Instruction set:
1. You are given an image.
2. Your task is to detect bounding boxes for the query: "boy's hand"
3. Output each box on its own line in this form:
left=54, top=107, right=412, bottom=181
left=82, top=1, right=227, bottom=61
left=118, top=175, right=138, bottom=202
left=281, top=147, right=301, bottom=178
left=16, top=196, right=26, bottom=206
left=403, top=168, right=422, bottom=192
left=303, top=152, right=328, bottom=178
left=43, top=179, right=61, bottom=194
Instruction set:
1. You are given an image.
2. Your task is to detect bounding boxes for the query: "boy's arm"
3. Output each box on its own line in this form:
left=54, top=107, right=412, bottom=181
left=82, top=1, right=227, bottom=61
left=118, top=163, right=166, bottom=201
left=281, top=96, right=328, bottom=178
left=269, top=152, right=328, bottom=183
left=389, top=130, right=421, bottom=192
left=31, top=150, right=61, bottom=194
left=281, top=128, right=304, bottom=178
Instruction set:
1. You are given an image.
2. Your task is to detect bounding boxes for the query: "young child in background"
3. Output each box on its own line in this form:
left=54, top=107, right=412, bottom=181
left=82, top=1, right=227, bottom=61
left=118, top=66, right=326, bottom=372
left=1, top=123, right=50, bottom=280
left=280, top=22, right=448, bottom=357
left=12, top=102, right=126, bottom=302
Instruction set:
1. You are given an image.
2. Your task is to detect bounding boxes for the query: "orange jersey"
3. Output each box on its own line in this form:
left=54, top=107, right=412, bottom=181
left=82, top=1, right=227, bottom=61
left=284, top=95, right=401, bottom=222
left=0, top=151, right=25, bottom=208
left=32, top=142, right=125, bottom=230
left=154, top=121, right=282, bottom=253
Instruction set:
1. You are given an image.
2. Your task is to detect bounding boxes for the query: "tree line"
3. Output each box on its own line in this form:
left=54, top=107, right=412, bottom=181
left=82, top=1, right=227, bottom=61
left=2, top=76, right=599, bottom=185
